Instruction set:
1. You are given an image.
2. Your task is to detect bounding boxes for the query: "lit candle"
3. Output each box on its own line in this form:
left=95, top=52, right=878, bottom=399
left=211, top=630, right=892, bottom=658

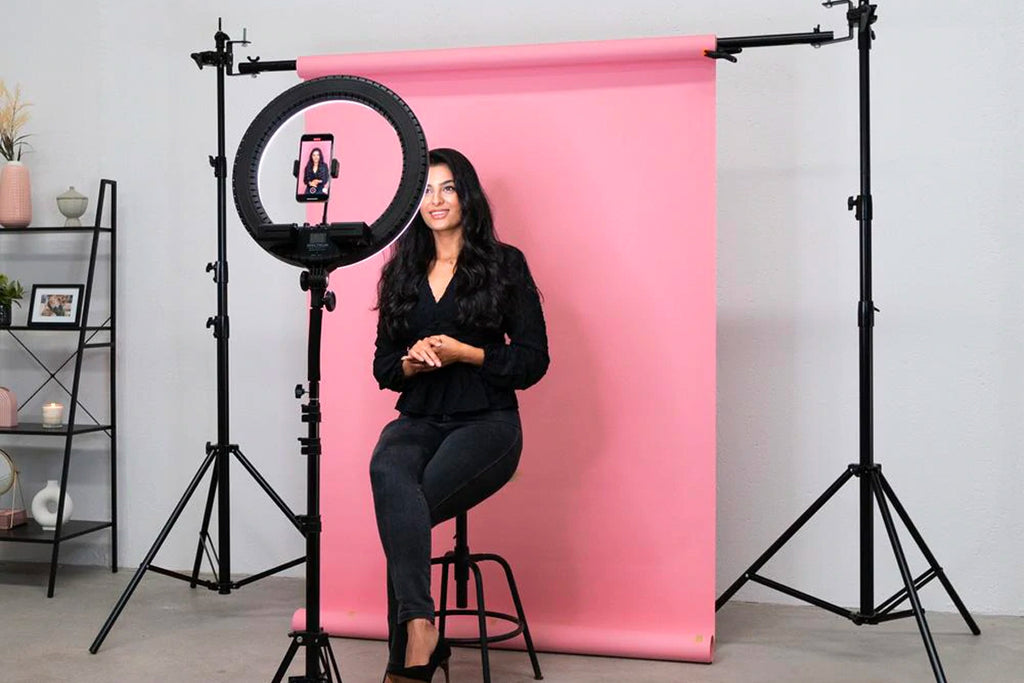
left=41, top=402, right=64, bottom=428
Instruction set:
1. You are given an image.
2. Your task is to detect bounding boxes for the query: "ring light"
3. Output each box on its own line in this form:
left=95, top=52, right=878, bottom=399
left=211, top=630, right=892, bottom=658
left=232, top=75, right=428, bottom=271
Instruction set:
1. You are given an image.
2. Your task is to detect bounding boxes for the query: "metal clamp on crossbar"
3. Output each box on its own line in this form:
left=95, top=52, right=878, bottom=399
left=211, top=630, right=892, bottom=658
left=705, top=46, right=741, bottom=62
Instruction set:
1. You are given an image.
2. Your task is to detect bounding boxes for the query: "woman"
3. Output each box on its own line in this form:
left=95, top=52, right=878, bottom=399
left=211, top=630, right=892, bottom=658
left=304, top=147, right=329, bottom=195
left=370, top=148, right=549, bottom=682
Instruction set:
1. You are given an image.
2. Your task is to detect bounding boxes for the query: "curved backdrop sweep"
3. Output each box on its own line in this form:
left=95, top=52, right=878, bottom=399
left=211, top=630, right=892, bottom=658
left=292, top=34, right=717, bottom=663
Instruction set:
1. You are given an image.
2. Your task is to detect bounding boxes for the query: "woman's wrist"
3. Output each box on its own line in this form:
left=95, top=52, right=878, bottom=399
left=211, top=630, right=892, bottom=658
left=459, top=342, right=485, bottom=367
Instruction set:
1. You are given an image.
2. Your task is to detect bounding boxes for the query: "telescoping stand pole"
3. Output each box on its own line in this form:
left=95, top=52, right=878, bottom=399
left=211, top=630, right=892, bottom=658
left=90, top=20, right=304, bottom=655
left=709, top=3, right=979, bottom=682
left=272, top=268, right=342, bottom=683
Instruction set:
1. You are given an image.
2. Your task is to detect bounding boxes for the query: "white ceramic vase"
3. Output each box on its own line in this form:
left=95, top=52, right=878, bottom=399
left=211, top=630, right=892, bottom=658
left=31, top=479, right=73, bottom=531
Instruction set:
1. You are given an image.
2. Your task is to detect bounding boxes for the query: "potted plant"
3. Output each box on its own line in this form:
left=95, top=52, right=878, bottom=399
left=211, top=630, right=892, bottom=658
left=0, top=273, right=25, bottom=326
left=0, top=80, right=33, bottom=228
left=0, top=80, right=31, bottom=162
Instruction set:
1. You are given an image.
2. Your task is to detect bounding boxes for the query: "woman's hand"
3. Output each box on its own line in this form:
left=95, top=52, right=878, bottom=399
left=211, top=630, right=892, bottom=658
left=427, top=335, right=469, bottom=366
left=401, top=356, right=436, bottom=377
left=400, top=335, right=482, bottom=375
left=404, top=337, right=444, bottom=368
left=401, top=337, right=445, bottom=376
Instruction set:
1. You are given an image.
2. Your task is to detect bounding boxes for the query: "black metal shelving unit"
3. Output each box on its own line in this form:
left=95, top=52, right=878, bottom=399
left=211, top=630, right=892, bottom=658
left=0, top=179, right=117, bottom=597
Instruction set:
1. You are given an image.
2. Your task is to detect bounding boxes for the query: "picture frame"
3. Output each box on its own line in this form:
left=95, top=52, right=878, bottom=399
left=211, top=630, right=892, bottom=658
left=27, top=284, right=84, bottom=328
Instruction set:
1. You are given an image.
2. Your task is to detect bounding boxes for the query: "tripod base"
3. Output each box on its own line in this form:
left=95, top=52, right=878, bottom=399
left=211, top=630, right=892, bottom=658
left=89, top=443, right=304, bottom=654
left=717, top=463, right=979, bottom=683
left=272, top=630, right=343, bottom=683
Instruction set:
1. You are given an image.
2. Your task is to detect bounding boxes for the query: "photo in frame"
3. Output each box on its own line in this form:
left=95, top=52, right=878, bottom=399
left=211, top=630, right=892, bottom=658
left=27, top=285, right=84, bottom=328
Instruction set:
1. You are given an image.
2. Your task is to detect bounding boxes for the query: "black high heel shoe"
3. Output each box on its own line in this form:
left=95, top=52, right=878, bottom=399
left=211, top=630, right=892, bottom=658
left=385, top=639, right=452, bottom=683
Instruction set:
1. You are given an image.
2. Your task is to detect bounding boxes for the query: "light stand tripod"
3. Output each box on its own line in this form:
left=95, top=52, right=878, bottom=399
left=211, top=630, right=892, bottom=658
left=272, top=268, right=342, bottom=683
left=90, top=21, right=304, bottom=654
left=711, top=4, right=979, bottom=682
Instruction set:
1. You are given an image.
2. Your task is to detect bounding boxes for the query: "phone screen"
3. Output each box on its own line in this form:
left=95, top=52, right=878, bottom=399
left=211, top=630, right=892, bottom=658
left=296, top=134, right=334, bottom=202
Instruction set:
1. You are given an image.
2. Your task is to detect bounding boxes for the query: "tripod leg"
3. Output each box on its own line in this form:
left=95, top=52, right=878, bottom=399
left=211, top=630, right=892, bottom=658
left=190, top=458, right=220, bottom=587
left=89, top=449, right=218, bottom=654
left=323, top=638, right=343, bottom=682
left=232, top=446, right=302, bottom=530
left=877, top=472, right=981, bottom=635
left=870, top=474, right=947, bottom=683
left=271, top=636, right=301, bottom=683
left=717, top=467, right=855, bottom=609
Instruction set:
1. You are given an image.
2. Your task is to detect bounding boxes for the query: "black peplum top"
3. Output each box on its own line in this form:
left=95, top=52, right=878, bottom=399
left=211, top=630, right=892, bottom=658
left=373, top=245, right=549, bottom=416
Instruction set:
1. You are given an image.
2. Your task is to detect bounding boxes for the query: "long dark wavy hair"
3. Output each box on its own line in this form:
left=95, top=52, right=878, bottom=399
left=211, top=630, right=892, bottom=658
left=376, top=148, right=518, bottom=340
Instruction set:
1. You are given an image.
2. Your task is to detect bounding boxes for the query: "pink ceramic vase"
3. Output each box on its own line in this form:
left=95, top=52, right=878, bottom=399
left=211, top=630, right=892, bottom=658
left=0, top=161, right=32, bottom=228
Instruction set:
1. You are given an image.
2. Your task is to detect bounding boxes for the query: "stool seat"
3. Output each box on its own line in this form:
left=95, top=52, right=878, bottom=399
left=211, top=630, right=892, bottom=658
left=432, top=511, right=543, bottom=682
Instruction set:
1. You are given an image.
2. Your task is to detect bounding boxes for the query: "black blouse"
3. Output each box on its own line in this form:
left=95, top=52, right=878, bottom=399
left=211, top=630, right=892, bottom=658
left=373, top=245, right=549, bottom=416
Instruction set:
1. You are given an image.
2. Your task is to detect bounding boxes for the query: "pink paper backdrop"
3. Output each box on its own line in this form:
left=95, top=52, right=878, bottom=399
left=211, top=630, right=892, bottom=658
left=292, top=35, right=717, bottom=663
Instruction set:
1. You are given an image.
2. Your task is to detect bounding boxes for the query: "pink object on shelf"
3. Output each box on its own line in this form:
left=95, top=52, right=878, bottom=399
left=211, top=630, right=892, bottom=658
left=0, top=161, right=32, bottom=228
left=0, top=508, right=27, bottom=529
left=0, top=387, right=17, bottom=428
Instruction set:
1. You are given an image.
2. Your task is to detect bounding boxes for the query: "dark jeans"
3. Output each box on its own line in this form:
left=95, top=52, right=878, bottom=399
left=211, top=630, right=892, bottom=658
left=369, top=409, right=523, bottom=666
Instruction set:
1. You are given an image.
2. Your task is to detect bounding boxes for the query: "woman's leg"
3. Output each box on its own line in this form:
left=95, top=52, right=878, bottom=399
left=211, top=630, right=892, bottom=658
left=423, top=411, right=523, bottom=526
left=373, top=410, right=524, bottom=668
left=397, top=411, right=524, bottom=666
left=369, top=416, right=443, bottom=668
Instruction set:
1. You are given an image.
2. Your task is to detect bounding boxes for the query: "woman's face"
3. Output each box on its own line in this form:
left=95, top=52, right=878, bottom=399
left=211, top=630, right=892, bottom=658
left=310, top=150, right=321, bottom=164
left=420, top=164, right=462, bottom=234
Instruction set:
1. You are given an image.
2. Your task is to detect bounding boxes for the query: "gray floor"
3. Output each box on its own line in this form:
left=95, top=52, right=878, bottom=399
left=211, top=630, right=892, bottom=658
left=0, top=562, right=1020, bottom=682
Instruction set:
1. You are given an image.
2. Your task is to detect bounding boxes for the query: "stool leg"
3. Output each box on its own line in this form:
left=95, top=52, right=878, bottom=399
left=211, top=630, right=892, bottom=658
left=469, top=560, right=492, bottom=683
left=490, top=554, right=544, bottom=679
left=455, top=513, right=470, bottom=609
left=437, top=555, right=452, bottom=640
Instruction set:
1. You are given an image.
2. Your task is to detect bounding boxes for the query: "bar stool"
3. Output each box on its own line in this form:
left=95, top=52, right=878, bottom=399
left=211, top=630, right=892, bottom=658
left=432, top=510, right=544, bottom=682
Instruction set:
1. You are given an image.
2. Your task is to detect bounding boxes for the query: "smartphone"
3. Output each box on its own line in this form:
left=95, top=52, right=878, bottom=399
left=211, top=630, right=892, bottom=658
left=296, top=133, right=334, bottom=202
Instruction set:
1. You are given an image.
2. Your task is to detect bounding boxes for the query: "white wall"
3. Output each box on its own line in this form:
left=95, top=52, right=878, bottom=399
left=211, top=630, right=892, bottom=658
left=1, top=1, right=1020, bottom=617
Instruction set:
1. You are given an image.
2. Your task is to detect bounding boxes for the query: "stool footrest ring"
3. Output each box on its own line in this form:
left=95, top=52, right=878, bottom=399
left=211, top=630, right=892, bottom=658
left=433, top=609, right=525, bottom=644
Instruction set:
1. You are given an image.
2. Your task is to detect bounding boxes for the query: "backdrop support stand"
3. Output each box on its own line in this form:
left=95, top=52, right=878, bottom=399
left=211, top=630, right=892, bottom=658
left=90, top=19, right=305, bottom=655
left=710, top=4, right=978, bottom=682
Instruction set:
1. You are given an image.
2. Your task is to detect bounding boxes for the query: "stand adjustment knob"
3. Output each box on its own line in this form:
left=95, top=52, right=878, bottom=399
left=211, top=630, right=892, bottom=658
left=324, top=291, right=336, bottom=312
left=295, top=384, right=307, bottom=398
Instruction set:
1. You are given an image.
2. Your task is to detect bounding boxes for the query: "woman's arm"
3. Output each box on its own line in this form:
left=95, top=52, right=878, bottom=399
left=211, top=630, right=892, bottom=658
left=478, top=248, right=549, bottom=390
left=372, top=315, right=408, bottom=391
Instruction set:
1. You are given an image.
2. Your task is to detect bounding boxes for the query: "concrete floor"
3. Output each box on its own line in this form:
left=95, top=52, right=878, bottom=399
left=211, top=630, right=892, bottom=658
left=0, top=562, right=1020, bottom=682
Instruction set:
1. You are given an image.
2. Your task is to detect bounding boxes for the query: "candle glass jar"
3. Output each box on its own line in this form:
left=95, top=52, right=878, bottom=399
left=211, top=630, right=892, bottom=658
left=41, top=402, right=65, bottom=429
